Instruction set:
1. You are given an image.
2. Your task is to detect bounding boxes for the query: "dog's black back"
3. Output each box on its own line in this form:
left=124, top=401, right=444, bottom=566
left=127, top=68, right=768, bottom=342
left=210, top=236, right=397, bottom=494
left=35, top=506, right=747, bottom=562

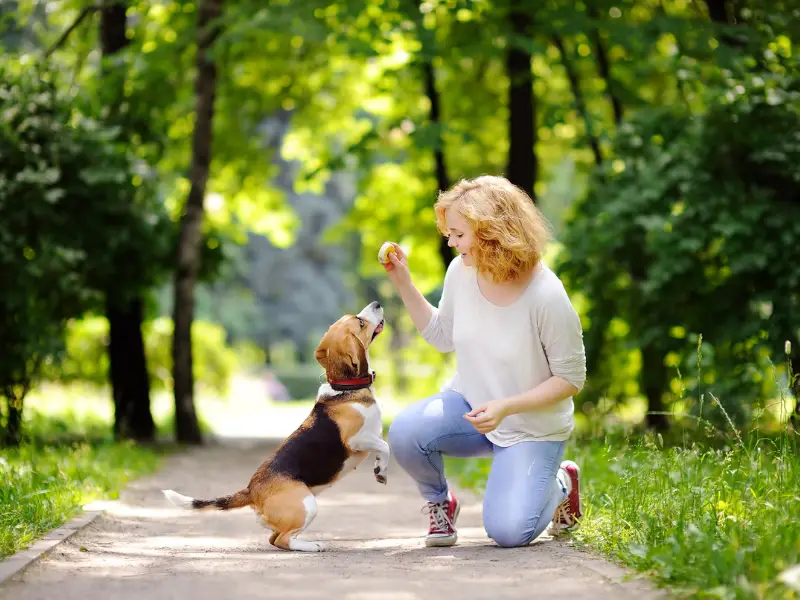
left=266, top=402, right=349, bottom=488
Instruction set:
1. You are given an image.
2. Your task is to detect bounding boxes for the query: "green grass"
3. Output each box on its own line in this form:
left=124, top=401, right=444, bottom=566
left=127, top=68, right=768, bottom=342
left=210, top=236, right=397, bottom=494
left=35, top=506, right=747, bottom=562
left=0, top=437, right=163, bottom=559
left=447, top=429, right=800, bottom=599
left=1, top=401, right=167, bottom=560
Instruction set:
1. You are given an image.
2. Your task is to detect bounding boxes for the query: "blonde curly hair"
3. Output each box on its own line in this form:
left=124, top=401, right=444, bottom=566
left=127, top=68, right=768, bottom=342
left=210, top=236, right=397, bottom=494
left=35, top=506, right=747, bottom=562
left=434, top=175, right=550, bottom=283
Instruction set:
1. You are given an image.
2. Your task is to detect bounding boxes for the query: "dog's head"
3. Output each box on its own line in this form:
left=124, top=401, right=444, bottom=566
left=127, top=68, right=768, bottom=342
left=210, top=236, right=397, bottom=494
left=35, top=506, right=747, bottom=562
left=314, top=301, right=385, bottom=381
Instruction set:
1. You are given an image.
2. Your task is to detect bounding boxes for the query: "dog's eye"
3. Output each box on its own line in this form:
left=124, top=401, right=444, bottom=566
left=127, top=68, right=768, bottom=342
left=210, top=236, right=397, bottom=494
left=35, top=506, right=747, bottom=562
left=357, top=317, right=365, bottom=328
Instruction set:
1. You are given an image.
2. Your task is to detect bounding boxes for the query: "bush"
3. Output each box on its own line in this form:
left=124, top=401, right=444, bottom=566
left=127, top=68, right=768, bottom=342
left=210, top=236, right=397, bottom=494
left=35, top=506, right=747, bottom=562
left=557, top=64, right=800, bottom=427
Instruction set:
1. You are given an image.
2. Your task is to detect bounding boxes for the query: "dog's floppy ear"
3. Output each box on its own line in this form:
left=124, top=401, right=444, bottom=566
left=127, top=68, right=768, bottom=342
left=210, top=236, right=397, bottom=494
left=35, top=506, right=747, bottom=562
left=324, top=333, right=367, bottom=380
left=314, top=338, right=329, bottom=368
left=342, top=333, right=367, bottom=378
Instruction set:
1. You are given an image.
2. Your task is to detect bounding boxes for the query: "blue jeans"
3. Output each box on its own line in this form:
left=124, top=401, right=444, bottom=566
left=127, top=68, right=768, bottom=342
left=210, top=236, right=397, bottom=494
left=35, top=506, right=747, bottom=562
left=388, top=390, right=568, bottom=548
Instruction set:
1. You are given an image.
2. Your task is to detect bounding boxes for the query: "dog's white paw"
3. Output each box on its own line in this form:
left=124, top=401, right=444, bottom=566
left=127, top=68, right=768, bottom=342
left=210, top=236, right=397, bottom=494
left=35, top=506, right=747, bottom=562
left=288, top=539, right=325, bottom=552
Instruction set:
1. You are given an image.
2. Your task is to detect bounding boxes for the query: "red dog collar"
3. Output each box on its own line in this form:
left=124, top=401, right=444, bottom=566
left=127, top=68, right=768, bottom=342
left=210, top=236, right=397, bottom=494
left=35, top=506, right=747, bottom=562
left=328, top=371, right=376, bottom=391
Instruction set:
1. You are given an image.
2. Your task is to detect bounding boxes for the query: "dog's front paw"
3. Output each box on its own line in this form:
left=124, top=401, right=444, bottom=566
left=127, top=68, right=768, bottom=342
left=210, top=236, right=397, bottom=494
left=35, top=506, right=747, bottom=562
left=374, top=465, right=387, bottom=484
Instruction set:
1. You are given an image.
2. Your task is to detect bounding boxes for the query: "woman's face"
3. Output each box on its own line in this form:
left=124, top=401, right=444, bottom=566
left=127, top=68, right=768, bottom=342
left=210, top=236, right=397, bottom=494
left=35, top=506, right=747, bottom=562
left=445, top=206, right=476, bottom=267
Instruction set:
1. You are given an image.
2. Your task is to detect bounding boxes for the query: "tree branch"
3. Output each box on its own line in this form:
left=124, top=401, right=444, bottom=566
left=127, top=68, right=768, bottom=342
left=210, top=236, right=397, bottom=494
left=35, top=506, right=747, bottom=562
left=42, top=4, right=101, bottom=60
left=657, top=0, right=693, bottom=110
left=552, top=33, right=603, bottom=167
left=586, top=2, right=623, bottom=125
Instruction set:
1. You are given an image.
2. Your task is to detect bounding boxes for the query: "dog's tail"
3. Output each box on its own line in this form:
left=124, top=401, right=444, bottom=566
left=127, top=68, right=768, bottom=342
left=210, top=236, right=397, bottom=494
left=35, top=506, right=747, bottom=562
left=162, top=488, right=252, bottom=511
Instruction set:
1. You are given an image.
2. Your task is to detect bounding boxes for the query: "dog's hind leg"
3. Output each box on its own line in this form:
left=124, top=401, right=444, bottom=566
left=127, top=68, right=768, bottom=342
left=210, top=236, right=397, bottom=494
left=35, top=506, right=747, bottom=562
left=262, top=483, right=324, bottom=552
left=270, top=495, right=322, bottom=552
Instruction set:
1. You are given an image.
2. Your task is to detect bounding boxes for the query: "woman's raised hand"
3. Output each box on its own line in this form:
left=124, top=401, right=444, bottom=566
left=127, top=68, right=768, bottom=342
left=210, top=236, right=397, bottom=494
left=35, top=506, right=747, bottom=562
left=379, top=242, right=411, bottom=288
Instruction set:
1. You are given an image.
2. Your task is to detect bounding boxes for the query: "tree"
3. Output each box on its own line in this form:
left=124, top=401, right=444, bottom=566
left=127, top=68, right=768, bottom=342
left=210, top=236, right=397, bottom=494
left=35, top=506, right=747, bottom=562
left=100, top=0, right=156, bottom=442
left=172, top=0, right=224, bottom=445
left=0, top=63, right=170, bottom=445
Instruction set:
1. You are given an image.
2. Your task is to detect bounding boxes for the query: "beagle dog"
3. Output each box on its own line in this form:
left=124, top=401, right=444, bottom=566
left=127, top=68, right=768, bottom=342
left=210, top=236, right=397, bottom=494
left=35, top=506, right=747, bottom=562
left=162, top=301, right=389, bottom=552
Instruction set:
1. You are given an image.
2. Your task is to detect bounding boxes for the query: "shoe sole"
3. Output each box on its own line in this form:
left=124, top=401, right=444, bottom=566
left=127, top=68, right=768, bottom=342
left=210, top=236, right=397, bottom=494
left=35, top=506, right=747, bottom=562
left=425, top=534, right=457, bottom=547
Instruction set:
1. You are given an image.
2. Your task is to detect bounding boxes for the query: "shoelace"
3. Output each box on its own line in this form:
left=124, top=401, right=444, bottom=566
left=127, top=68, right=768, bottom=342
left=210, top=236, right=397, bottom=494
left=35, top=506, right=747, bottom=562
left=552, top=499, right=573, bottom=526
left=422, top=501, right=452, bottom=532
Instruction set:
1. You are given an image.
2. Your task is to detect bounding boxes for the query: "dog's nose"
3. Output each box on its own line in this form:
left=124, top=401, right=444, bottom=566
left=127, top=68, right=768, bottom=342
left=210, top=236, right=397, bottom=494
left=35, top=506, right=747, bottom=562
left=371, top=301, right=381, bottom=310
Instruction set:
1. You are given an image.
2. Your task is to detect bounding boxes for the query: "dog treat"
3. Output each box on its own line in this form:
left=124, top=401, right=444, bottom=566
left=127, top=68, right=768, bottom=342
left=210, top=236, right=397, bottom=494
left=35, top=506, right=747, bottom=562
left=378, top=242, right=398, bottom=265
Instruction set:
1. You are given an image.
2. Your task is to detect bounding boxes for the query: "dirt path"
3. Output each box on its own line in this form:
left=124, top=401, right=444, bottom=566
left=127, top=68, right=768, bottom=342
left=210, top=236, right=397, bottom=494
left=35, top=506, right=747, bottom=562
left=0, top=436, right=664, bottom=600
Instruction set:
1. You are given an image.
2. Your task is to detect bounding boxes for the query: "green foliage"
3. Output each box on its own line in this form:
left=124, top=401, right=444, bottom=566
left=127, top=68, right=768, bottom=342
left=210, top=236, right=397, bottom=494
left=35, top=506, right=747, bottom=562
left=44, top=318, right=110, bottom=388
left=557, top=62, right=800, bottom=425
left=0, top=438, right=162, bottom=558
left=6, top=0, right=798, bottom=433
left=43, top=317, right=239, bottom=397
left=0, top=60, right=173, bottom=443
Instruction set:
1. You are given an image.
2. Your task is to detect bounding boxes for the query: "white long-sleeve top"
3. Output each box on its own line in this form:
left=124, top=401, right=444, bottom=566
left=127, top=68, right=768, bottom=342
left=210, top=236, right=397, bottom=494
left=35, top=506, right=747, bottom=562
left=421, top=255, right=586, bottom=446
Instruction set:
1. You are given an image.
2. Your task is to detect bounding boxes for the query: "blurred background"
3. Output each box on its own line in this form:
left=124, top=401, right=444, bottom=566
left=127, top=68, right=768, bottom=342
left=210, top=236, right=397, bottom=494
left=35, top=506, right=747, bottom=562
left=1, top=0, right=798, bottom=448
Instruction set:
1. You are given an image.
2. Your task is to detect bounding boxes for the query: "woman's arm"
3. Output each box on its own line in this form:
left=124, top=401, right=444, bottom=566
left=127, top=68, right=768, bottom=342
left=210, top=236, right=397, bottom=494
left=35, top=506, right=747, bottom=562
left=382, top=244, right=460, bottom=352
left=392, top=275, right=436, bottom=336
left=464, top=376, right=579, bottom=434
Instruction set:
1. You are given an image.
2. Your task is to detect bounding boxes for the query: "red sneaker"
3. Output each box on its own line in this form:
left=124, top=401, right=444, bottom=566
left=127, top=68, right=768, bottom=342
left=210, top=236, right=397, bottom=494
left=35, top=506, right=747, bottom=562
left=547, top=460, right=582, bottom=535
left=423, top=489, right=460, bottom=547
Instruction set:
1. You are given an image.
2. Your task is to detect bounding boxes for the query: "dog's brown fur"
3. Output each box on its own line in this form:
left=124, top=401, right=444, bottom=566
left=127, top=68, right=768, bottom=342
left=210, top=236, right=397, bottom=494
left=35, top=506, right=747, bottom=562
left=162, top=301, right=388, bottom=552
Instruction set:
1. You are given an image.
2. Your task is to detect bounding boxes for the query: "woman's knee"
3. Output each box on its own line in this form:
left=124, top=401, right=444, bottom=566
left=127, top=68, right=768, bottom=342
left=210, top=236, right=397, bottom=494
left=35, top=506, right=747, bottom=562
left=483, top=512, right=537, bottom=548
left=388, top=392, right=461, bottom=451
left=387, top=403, right=427, bottom=459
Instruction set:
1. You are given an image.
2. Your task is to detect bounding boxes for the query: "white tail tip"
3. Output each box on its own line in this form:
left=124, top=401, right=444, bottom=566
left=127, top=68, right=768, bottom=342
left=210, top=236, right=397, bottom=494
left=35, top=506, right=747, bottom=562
left=162, top=489, right=194, bottom=509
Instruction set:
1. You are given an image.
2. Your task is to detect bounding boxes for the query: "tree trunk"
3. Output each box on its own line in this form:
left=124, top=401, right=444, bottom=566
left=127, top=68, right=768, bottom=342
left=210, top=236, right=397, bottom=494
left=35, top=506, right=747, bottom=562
left=704, top=0, right=730, bottom=23
left=586, top=3, right=623, bottom=126
left=641, top=344, right=669, bottom=430
left=107, top=297, right=155, bottom=440
left=415, top=0, right=453, bottom=273
left=100, top=3, right=126, bottom=58
left=5, top=403, right=21, bottom=447
left=552, top=34, right=603, bottom=167
left=100, top=2, right=155, bottom=443
left=172, top=0, right=223, bottom=445
left=422, top=60, right=454, bottom=271
left=703, top=0, right=748, bottom=49
left=1, top=397, right=22, bottom=447
left=505, top=2, right=536, bottom=201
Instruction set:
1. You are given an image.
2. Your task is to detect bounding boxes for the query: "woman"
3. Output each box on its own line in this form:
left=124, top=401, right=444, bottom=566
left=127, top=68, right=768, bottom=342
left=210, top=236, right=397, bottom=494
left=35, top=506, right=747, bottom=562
left=381, top=175, right=586, bottom=548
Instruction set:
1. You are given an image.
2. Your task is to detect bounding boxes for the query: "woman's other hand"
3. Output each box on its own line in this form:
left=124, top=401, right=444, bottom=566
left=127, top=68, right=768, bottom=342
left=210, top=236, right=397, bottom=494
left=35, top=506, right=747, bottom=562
left=463, top=400, right=509, bottom=434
